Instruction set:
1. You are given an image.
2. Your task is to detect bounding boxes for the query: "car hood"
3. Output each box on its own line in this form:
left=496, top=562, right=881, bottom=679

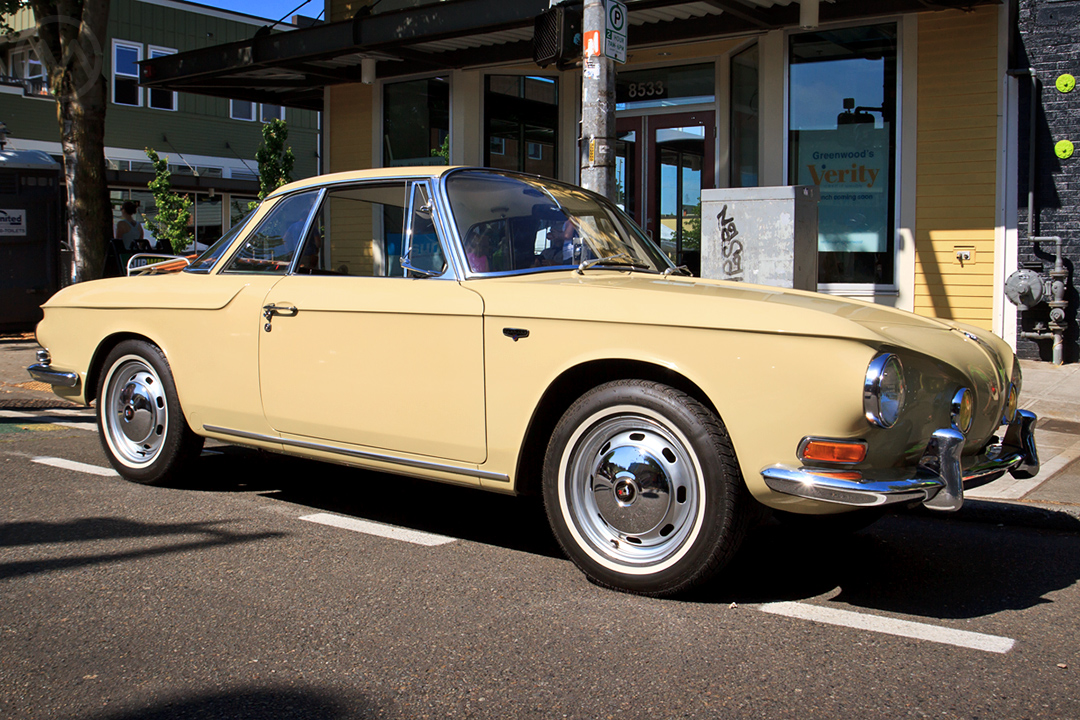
left=474, top=271, right=1015, bottom=371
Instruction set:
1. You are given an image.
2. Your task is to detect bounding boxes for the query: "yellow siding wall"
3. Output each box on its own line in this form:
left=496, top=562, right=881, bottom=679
left=914, top=7, right=998, bottom=330
left=327, top=83, right=373, bottom=173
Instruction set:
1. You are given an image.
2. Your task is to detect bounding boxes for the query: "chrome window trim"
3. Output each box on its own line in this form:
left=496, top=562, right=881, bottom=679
left=286, top=187, right=328, bottom=276
left=203, top=425, right=509, bottom=483
left=403, top=180, right=459, bottom=280
left=796, top=436, right=868, bottom=465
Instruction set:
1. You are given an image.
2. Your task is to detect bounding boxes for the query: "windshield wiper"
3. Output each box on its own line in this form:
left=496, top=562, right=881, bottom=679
left=576, top=252, right=651, bottom=275
left=662, top=265, right=692, bottom=277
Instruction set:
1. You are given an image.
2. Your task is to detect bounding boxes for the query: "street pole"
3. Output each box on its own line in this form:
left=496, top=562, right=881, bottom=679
left=580, top=0, right=616, bottom=200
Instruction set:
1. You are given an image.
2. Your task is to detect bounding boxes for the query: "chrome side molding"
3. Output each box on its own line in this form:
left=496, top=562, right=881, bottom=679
left=203, top=424, right=510, bottom=483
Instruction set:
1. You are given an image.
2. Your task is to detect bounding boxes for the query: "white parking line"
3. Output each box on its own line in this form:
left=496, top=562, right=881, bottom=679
left=31, top=456, right=119, bottom=477
left=0, top=409, right=96, bottom=430
left=299, top=512, right=456, bottom=547
left=759, top=601, right=1015, bottom=654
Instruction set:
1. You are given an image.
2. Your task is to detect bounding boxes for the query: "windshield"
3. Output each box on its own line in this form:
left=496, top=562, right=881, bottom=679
left=444, top=170, right=673, bottom=275
left=184, top=209, right=256, bottom=273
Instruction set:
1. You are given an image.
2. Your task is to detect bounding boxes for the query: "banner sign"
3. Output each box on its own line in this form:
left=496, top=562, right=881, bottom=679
left=0, top=209, right=27, bottom=236
left=792, top=123, right=890, bottom=253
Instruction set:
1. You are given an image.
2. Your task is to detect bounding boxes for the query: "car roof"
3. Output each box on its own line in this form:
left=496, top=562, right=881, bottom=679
left=267, top=165, right=459, bottom=199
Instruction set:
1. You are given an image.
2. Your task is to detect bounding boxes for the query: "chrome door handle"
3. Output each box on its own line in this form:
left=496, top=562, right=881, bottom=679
left=262, top=303, right=297, bottom=332
left=262, top=303, right=298, bottom=319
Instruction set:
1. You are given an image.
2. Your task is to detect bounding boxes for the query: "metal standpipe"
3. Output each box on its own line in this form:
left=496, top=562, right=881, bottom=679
left=1019, top=236, right=1069, bottom=366
left=1003, top=68, right=1072, bottom=366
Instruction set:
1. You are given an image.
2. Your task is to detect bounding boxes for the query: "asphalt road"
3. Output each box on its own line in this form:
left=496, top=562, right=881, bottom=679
left=2, top=408, right=1079, bottom=720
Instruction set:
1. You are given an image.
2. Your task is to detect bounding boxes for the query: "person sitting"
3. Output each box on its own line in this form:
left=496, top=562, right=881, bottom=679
left=538, top=218, right=578, bottom=266
left=465, top=226, right=495, bottom=273
left=115, top=201, right=144, bottom=250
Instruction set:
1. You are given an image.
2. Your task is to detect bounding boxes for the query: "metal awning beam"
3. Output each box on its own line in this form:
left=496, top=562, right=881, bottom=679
left=141, top=0, right=1001, bottom=108
left=698, top=0, right=781, bottom=28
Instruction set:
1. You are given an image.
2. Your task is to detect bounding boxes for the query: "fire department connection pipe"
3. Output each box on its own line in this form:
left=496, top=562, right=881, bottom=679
left=1007, top=68, right=1068, bottom=365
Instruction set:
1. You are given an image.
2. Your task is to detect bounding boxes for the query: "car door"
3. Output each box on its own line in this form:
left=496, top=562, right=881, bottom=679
left=257, top=180, right=487, bottom=465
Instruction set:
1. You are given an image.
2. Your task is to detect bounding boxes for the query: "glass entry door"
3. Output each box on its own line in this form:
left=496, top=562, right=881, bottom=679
left=616, top=112, right=714, bottom=274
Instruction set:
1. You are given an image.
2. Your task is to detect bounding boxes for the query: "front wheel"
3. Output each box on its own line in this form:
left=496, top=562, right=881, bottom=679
left=543, top=380, right=749, bottom=596
left=97, top=340, right=204, bottom=485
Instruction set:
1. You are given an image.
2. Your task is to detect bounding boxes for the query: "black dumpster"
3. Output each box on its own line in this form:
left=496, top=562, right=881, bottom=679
left=0, top=150, right=62, bottom=332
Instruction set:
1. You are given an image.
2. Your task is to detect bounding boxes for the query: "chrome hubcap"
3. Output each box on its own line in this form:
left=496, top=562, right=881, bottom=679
left=565, top=414, right=701, bottom=569
left=104, top=358, right=168, bottom=466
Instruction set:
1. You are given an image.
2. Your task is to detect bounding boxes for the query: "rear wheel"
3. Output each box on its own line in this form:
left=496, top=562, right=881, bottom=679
left=543, top=380, right=749, bottom=596
left=97, top=340, right=203, bottom=485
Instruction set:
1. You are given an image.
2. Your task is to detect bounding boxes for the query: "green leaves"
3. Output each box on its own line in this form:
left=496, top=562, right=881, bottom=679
left=255, top=119, right=295, bottom=202
left=144, top=148, right=193, bottom=255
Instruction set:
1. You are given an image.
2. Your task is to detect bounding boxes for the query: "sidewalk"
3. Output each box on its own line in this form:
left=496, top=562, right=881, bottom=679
left=965, top=359, right=1080, bottom=512
left=0, top=333, right=81, bottom=409
left=2, top=333, right=1078, bottom=524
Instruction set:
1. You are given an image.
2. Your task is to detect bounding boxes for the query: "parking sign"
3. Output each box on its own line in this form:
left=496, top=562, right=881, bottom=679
left=604, top=0, right=627, bottom=64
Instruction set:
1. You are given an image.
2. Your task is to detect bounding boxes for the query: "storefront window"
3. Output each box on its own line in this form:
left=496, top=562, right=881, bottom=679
left=789, top=24, right=897, bottom=286
left=730, top=44, right=758, bottom=188
left=484, top=75, right=558, bottom=178
left=615, top=63, right=714, bottom=112
left=384, top=77, right=450, bottom=166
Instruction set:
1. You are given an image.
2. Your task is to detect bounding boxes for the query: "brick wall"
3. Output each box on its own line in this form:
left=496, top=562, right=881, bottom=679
left=1016, top=0, right=1080, bottom=363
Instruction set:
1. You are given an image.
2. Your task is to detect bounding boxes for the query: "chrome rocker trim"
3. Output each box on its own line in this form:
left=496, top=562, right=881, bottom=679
left=203, top=425, right=511, bottom=483
left=26, top=363, right=79, bottom=388
left=761, top=410, right=1039, bottom=512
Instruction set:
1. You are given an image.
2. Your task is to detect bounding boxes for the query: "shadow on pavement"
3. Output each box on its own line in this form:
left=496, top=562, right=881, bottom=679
left=163, top=445, right=562, bottom=558
left=172, top=445, right=1080, bottom=616
left=74, top=687, right=369, bottom=720
left=0, top=515, right=285, bottom=581
left=700, top=512, right=1080, bottom=619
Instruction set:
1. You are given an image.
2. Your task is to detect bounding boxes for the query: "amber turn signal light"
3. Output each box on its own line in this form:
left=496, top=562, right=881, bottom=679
left=799, top=439, right=867, bottom=465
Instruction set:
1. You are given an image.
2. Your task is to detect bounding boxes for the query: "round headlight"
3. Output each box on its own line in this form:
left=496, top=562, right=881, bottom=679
left=864, top=354, right=906, bottom=428
left=951, top=388, right=974, bottom=435
left=1002, top=383, right=1018, bottom=425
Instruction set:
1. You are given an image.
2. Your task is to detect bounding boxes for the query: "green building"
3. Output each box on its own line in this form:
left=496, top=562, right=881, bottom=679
left=0, top=0, right=320, bottom=250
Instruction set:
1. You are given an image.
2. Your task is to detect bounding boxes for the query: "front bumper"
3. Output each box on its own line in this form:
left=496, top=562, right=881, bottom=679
left=761, top=410, right=1039, bottom=512
left=26, top=349, right=79, bottom=388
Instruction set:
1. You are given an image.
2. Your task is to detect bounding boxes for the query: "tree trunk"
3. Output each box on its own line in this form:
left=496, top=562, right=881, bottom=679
left=59, top=65, right=110, bottom=282
left=29, top=0, right=112, bottom=283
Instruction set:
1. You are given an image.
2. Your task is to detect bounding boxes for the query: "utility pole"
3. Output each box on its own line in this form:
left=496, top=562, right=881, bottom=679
left=580, top=0, right=618, bottom=199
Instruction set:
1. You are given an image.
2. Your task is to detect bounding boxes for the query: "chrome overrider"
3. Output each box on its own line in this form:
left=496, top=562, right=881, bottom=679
left=26, top=349, right=79, bottom=388
left=761, top=410, right=1040, bottom=512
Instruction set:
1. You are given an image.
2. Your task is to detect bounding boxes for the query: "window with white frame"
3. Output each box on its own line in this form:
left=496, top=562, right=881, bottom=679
left=231, top=100, right=255, bottom=121
left=148, top=46, right=177, bottom=111
left=260, top=103, right=284, bottom=122
left=112, top=40, right=142, bottom=106
left=9, top=47, right=48, bottom=95
left=9, top=48, right=44, bottom=81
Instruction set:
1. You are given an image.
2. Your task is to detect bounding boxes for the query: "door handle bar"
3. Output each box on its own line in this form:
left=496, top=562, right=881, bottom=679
left=262, top=303, right=298, bottom=320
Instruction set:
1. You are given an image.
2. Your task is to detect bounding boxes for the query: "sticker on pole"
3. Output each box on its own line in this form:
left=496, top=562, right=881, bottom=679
left=604, top=0, right=627, bottom=64
left=583, top=30, right=602, bottom=58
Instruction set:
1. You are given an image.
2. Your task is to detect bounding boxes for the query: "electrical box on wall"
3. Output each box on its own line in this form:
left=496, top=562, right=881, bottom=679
left=533, top=5, right=582, bottom=70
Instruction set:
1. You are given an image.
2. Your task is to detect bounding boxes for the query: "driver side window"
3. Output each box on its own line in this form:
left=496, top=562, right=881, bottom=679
left=223, top=191, right=319, bottom=274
